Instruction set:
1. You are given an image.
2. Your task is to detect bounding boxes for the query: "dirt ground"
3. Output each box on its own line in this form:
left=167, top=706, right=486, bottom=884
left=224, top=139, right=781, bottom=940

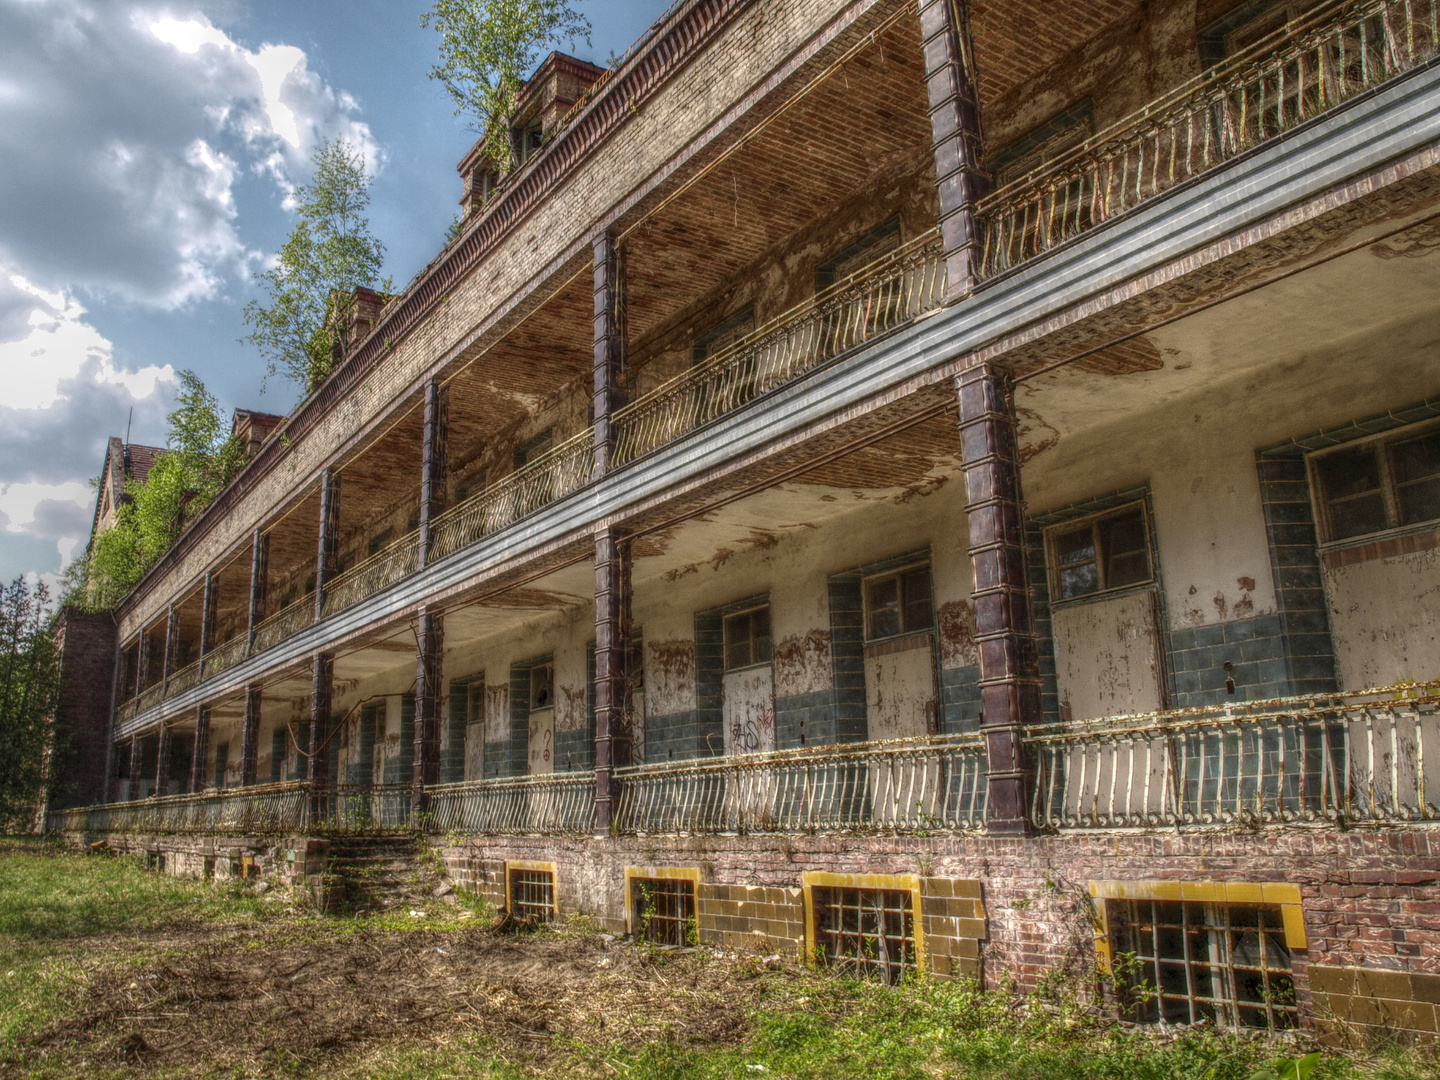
left=20, top=915, right=763, bottom=1076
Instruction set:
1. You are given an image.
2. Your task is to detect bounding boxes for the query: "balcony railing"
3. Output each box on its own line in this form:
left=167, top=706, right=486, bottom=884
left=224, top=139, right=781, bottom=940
left=610, top=230, right=946, bottom=468
left=202, top=634, right=247, bottom=680
left=321, top=531, right=421, bottom=617
left=977, top=0, right=1440, bottom=277
left=250, top=594, right=317, bottom=655
left=1029, top=685, right=1440, bottom=830
left=49, top=781, right=312, bottom=836
left=426, top=771, right=597, bottom=834
left=318, top=783, right=414, bottom=832
left=118, top=698, right=137, bottom=724
left=426, top=430, right=597, bottom=564
left=613, top=735, right=989, bottom=835
left=164, top=658, right=202, bottom=699
left=136, top=682, right=163, bottom=715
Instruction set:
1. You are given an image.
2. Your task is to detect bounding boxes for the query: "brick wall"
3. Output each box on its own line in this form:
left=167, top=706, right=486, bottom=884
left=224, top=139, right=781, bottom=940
left=48, top=608, right=117, bottom=810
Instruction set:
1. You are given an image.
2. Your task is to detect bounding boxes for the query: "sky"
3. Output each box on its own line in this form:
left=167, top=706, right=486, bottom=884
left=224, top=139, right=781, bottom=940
left=0, top=0, right=670, bottom=589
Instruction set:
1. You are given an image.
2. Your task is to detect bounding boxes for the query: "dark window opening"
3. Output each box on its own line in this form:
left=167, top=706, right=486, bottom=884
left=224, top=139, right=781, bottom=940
left=367, top=529, right=393, bottom=558
left=530, top=662, right=554, bottom=711
left=863, top=564, right=934, bottom=641
left=508, top=868, right=555, bottom=923
left=1313, top=425, right=1440, bottom=542
left=724, top=606, right=772, bottom=670
left=1110, top=899, right=1296, bottom=1031
left=693, top=307, right=755, bottom=364
left=1049, top=504, right=1153, bottom=602
left=632, top=876, right=696, bottom=946
left=812, top=886, right=917, bottom=985
left=456, top=469, right=487, bottom=504
left=213, top=741, right=229, bottom=789
left=515, top=429, right=553, bottom=469
left=989, top=100, right=1095, bottom=188
left=814, top=216, right=902, bottom=291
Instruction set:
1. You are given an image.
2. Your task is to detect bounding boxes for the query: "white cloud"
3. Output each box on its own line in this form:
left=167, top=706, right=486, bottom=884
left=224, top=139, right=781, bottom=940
left=0, top=1, right=379, bottom=309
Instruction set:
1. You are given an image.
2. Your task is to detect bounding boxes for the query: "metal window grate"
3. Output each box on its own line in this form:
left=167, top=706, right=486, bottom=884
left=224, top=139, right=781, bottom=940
left=632, top=876, right=696, bottom=946
left=1111, top=900, right=1297, bottom=1030
left=509, top=868, right=555, bottom=923
left=812, top=886, right=916, bottom=985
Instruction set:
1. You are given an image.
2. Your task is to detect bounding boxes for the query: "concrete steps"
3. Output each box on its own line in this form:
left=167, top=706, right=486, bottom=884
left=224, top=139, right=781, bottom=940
left=326, top=836, right=444, bottom=910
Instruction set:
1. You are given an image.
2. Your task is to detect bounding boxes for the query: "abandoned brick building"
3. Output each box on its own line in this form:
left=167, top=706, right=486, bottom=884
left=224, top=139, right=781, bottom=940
left=48, top=0, right=1440, bottom=1041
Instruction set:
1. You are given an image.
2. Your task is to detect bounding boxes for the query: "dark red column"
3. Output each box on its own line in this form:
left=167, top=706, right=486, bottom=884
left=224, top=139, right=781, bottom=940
left=190, top=705, right=210, bottom=792
left=921, top=0, right=988, bottom=299
left=592, top=232, right=628, bottom=474
left=240, top=683, right=261, bottom=788
left=246, top=529, right=268, bottom=653
left=416, top=378, right=448, bottom=569
left=154, top=722, right=171, bottom=796
left=957, top=364, right=1039, bottom=834
left=310, top=653, right=333, bottom=817
left=315, top=469, right=341, bottom=617
left=593, top=527, right=632, bottom=832
left=412, top=609, right=443, bottom=815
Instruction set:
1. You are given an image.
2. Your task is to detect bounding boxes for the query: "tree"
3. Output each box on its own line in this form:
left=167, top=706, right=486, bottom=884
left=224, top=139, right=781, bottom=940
left=242, top=139, right=389, bottom=393
left=79, top=371, right=245, bottom=610
left=421, top=0, right=591, bottom=169
left=0, top=578, right=62, bottom=832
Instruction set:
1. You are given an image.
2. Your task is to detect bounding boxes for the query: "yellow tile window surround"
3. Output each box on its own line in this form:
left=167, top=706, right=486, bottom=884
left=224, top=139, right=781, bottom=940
left=802, top=871, right=927, bottom=975
left=1089, top=879, right=1307, bottom=973
left=504, top=860, right=559, bottom=919
left=623, top=865, right=701, bottom=937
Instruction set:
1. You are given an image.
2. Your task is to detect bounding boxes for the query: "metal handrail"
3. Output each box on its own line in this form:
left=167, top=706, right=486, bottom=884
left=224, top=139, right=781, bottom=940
left=320, top=532, right=421, bottom=617
left=250, top=594, right=317, bottom=655
left=426, top=771, right=597, bottom=834
left=977, top=0, right=1440, bottom=276
left=51, top=781, right=312, bottom=835
left=164, top=658, right=202, bottom=699
left=613, top=734, right=988, bottom=834
left=201, top=634, right=248, bottom=680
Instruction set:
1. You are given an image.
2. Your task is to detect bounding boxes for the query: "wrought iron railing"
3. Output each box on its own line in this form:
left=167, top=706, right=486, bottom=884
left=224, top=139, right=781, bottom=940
left=250, top=594, right=316, bottom=655
left=164, top=658, right=202, bottom=699
left=118, top=698, right=138, bottom=724
left=136, top=682, right=163, bottom=714
left=1029, top=685, right=1440, bottom=830
left=320, top=532, right=421, bottom=617
left=202, top=635, right=248, bottom=680
left=425, top=771, right=597, bottom=834
left=610, top=231, right=946, bottom=467
left=977, top=0, right=1440, bottom=276
left=317, top=784, right=415, bottom=832
left=613, top=736, right=989, bottom=835
left=50, top=781, right=312, bottom=835
left=425, top=430, right=597, bottom=564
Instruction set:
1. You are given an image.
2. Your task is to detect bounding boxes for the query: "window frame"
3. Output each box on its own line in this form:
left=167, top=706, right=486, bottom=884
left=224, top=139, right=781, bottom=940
left=861, top=561, right=935, bottom=643
left=1308, top=419, right=1440, bottom=548
left=723, top=605, right=772, bottom=672
left=505, top=860, right=558, bottom=923
left=624, top=866, right=700, bottom=945
left=802, top=871, right=927, bottom=980
left=529, top=662, right=554, bottom=712
left=1044, top=500, right=1156, bottom=605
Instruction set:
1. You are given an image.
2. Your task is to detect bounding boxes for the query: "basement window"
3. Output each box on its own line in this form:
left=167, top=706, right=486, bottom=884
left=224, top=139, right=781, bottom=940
left=1312, top=424, right=1440, bottom=543
left=1047, top=503, right=1153, bottom=602
left=863, top=564, right=934, bottom=641
left=506, top=863, right=556, bottom=923
left=630, top=875, right=697, bottom=946
left=811, top=884, right=918, bottom=985
left=724, top=606, right=772, bottom=670
left=1108, top=899, right=1297, bottom=1030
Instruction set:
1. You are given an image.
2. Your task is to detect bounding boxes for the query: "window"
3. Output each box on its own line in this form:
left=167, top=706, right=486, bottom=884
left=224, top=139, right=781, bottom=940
left=1109, top=900, right=1297, bottom=1030
left=1047, top=504, right=1153, bottom=601
left=1313, top=426, right=1440, bottom=542
left=506, top=864, right=556, bottom=924
left=815, top=217, right=902, bottom=291
left=811, top=885, right=918, bottom=985
left=989, top=100, right=1095, bottom=188
left=693, top=307, right=755, bottom=364
left=530, top=662, right=554, bottom=711
left=366, top=529, right=393, bottom=558
left=455, top=469, right=487, bottom=504
left=514, top=125, right=544, bottom=165
left=514, top=429, right=553, bottom=469
left=213, top=741, right=229, bottom=789
left=630, top=875, right=697, bottom=946
left=863, top=565, right=933, bottom=640
left=467, top=682, right=485, bottom=725
left=724, top=607, right=771, bottom=670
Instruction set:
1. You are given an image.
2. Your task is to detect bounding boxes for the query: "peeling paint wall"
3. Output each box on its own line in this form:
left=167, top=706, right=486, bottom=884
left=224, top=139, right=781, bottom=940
left=1052, top=591, right=1165, bottom=721
left=1328, top=547, right=1440, bottom=688
left=722, top=666, right=776, bottom=755
left=864, top=636, right=936, bottom=741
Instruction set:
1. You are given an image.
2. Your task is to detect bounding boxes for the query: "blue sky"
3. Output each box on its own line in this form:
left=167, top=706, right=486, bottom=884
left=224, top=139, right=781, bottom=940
left=0, top=0, right=669, bottom=586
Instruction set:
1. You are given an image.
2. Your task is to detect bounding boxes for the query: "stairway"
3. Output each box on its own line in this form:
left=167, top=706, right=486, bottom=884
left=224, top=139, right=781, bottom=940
left=326, top=836, right=444, bottom=911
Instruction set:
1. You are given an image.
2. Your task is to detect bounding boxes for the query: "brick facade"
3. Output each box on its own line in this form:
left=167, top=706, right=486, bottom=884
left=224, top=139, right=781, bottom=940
left=47, top=608, right=117, bottom=811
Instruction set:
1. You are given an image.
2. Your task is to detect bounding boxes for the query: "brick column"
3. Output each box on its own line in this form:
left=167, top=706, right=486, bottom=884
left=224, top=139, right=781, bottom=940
left=921, top=0, right=988, bottom=300
left=154, top=722, right=171, bottom=796
left=315, top=469, right=341, bottom=618
left=592, top=231, right=628, bottom=475
left=240, top=683, right=261, bottom=787
left=957, top=365, right=1039, bottom=834
left=127, top=736, right=142, bottom=800
left=411, top=609, right=444, bottom=814
left=416, top=379, right=448, bottom=570
left=594, top=526, right=632, bottom=833
left=103, top=637, right=123, bottom=803
left=190, top=705, right=210, bottom=792
left=199, top=571, right=216, bottom=661
left=134, top=629, right=148, bottom=703
left=246, top=529, right=268, bottom=653
left=309, top=653, right=333, bottom=817
left=160, top=604, right=177, bottom=695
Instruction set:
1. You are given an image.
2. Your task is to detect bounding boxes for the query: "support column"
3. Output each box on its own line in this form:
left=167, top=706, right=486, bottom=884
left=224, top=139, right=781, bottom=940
left=127, top=736, right=142, bottom=800
left=155, top=722, right=171, bottom=797
left=310, top=653, right=333, bottom=817
left=134, top=629, right=148, bottom=703
left=957, top=365, right=1039, bottom=834
left=199, top=571, right=216, bottom=666
left=593, top=526, right=632, bottom=833
left=315, top=469, right=341, bottom=617
left=190, top=705, right=210, bottom=792
left=592, top=231, right=628, bottom=474
left=416, top=379, right=448, bottom=570
left=921, top=0, right=988, bottom=300
left=246, top=529, right=268, bottom=653
left=160, top=604, right=177, bottom=695
left=412, top=609, right=443, bottom=814
left=240, top=684, right=261, bottom=787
